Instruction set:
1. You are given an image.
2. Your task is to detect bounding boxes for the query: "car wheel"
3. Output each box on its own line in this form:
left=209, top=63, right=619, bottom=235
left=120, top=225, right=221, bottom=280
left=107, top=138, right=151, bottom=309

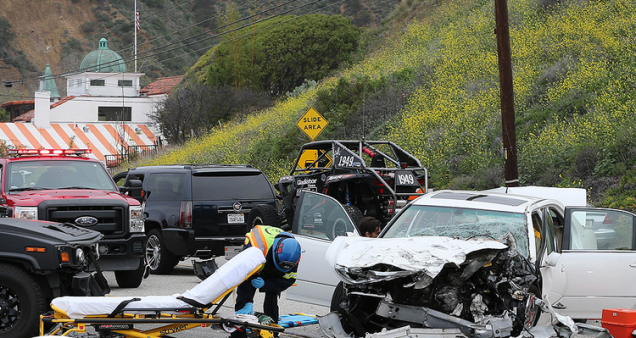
left=146, top=229, right=179, bottom=275
left=330, top=281, right=346, bottom=312
left=327, top=205, right=363, bottom=240
left=0, top=263, right=46, bottom=338
left=512, top=285, right=541, bottom=336
left=247, top=204, right=282, bottom=228
left=114, top=258, right=145, bottom=288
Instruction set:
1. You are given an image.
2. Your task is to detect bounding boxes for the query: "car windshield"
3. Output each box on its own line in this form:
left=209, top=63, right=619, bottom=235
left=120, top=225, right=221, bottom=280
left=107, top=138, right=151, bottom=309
left=383, top=205, right=530, bottom=257
left=7, top=160, right=118, bottom=192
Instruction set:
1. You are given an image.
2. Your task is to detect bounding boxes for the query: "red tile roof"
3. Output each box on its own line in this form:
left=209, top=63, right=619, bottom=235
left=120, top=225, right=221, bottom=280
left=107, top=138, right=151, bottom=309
left=51, top=96, right=76, bottom=108
left=141, top=75, right=182, bottom=96
left=12, top=110, right=33, bottom=122
left=1, top=100, right=35, bottom=108
left=11, top=96, right=76, bottom=122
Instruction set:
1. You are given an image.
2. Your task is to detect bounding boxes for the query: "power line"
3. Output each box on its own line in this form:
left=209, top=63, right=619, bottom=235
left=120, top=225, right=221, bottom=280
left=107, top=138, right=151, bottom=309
left=0, top=0, right=199, bottom=64
left=3, top=0, right=333, bottom=87
left=156, top=0, right=347, bottom=67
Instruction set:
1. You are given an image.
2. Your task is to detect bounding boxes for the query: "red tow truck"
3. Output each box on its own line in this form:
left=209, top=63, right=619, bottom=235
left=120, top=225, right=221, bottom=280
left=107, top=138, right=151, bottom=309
left=0, top=149, right=147, bottom=288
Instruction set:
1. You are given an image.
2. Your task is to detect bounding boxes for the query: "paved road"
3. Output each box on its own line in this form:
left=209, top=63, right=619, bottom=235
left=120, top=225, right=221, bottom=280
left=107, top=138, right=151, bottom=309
left=104, top=260, right=330, bottom=338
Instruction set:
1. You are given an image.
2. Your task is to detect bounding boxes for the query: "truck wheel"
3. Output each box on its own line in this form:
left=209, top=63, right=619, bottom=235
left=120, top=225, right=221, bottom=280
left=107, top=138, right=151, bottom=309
left=327, top=205, right=363, bottom=240
left=146, top=229, right=179, bottom=274
left=0, top=263, right=46, bottom=338
left=247, top=204, right=282, bottom=228
left=114, top=257, right=145, bottom=288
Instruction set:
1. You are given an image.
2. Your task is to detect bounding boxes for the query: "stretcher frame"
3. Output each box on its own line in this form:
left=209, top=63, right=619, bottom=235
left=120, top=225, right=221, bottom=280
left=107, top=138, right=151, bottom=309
left=39, top=265, right=285, bottom=338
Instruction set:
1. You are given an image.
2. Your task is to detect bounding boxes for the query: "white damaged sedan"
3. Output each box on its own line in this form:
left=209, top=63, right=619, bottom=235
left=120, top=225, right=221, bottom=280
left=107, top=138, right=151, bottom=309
left=286, top=188, right=636, bottom=338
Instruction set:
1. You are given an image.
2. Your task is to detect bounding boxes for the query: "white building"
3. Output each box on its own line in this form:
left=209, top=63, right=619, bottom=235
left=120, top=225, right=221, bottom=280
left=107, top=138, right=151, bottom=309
left=0, top=38, right=182, bottom=164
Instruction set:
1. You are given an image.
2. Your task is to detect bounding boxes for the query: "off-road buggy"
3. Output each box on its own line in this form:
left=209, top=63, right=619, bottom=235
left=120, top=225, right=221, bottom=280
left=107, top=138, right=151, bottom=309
left=276, top=140, right=429, bottom=233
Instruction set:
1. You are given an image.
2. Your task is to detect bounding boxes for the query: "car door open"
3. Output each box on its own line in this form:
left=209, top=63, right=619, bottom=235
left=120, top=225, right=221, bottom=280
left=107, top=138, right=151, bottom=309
left=286, top=191, right=359, bottom=306
left=557, top=207, right=636, bottom=319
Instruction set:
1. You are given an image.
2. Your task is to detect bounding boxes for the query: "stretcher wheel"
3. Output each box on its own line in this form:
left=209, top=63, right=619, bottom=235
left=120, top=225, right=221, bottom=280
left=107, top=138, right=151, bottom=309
left=222, top=320, right=238, bottom=333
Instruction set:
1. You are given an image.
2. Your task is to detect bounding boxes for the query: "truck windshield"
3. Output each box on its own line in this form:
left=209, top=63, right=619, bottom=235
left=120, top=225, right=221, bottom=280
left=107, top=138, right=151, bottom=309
left=7, top=160, right=118, bottom=192
left=383, top=205, right=530, bottom=257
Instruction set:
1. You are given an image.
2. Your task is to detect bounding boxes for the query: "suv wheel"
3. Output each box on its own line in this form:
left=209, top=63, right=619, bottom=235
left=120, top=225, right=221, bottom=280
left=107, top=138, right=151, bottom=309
left=114, top=257, right=145, bottom=288
left=247, top=204, right=282, bottom=228
left=146, top=229, right=179, bottom=274
left=0, top=263, right=45, bottom=338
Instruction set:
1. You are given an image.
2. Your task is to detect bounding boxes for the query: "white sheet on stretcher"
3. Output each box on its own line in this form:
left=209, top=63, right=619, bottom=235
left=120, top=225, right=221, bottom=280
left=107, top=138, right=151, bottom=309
left=52, top=247, right=265, bottom=319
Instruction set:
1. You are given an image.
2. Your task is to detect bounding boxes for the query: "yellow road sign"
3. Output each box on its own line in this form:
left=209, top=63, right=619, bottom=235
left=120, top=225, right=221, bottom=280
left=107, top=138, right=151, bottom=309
left=298, top=149, right=332, bottom=170
left=297, top=107, right=328, bottom=140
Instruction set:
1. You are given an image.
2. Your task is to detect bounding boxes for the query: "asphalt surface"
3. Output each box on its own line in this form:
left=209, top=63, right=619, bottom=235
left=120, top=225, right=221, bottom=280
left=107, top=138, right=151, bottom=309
left=103, top=260, right=330, bottom=338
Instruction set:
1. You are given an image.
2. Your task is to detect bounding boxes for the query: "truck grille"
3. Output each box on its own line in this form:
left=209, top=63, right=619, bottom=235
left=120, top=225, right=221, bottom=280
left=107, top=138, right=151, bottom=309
left=45, top=206, right=124, bottom=235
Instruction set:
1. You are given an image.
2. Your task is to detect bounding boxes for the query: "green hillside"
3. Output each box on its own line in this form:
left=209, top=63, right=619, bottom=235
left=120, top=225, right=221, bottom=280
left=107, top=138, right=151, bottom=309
left=131, top=0, right=636, bottom=211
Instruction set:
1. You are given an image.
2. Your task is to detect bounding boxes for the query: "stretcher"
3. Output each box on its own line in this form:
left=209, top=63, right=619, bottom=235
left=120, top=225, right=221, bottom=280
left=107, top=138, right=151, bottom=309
left=39, top=247, right=285, bottom=338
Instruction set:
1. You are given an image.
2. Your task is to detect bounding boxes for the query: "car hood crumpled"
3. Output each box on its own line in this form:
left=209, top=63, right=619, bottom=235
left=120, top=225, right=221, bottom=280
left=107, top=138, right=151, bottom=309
left=325, top=236, right=508, bottom=284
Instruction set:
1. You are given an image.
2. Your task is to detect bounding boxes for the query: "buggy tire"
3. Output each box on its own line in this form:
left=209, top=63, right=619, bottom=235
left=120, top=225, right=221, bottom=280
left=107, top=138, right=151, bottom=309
left=0, top=263, right=46, bottom=338
left=327, top=205, right=363, bottom=240
left=114, top=257, right=145, bottom=288
left=343, top=205, right=363, bottom=228
left=146, top=229, right=179, bottom=275
left=247, top=204, right=282, bottom=228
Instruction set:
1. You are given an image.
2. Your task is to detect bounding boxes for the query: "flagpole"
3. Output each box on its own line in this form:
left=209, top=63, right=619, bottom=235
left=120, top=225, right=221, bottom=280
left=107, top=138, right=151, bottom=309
left=134, top=0, right=138, bottom=73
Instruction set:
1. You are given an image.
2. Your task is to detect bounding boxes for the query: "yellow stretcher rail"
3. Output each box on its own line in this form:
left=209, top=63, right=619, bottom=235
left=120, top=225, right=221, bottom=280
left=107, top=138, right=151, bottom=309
left=39, top=265, right=284, bottom=338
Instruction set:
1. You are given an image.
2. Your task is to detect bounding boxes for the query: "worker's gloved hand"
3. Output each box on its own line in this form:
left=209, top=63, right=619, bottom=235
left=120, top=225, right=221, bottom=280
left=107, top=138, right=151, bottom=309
left=236, top=302, right=253, bottom=315
left=251, top=277, right=265, bottom=289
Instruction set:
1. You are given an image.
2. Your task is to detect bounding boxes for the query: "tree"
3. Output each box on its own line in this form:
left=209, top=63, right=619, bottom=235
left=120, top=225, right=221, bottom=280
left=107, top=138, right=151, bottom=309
left=150, top=78, right=271, bottom=145
left=0, top=16, right=16, bottom=56
left=207, top=14, right=361, bottom=95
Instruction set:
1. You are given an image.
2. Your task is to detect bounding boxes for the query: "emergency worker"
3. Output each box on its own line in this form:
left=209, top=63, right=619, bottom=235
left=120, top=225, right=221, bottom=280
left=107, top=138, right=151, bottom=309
left=232, top=225, right=302, bottom=338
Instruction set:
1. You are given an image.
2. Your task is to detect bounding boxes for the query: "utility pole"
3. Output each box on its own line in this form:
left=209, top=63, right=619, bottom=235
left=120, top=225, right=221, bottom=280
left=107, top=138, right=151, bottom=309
left=494, top=0, right=519, bottom=187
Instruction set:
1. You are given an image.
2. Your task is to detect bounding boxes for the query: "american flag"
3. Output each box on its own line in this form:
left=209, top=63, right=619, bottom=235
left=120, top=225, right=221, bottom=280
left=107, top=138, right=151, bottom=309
left=135, top=10, right=140, bottom=30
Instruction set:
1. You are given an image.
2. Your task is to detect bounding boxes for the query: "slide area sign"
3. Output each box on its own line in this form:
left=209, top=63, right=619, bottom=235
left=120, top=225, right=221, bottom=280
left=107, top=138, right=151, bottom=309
left=297, top=107, right=328, bottom=140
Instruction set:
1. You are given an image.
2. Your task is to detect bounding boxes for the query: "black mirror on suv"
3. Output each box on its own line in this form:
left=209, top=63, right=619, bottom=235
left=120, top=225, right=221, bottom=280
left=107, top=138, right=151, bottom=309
left=127, top=179, right=144, bottom=201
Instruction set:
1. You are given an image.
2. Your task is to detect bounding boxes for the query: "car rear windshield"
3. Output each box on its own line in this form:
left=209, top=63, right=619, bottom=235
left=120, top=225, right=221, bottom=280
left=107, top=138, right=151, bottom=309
left=191, top=172, right=274, bottom=201
left=383, top=205, right=530, bottom=257
left=7, top=160, right=118, bottom=192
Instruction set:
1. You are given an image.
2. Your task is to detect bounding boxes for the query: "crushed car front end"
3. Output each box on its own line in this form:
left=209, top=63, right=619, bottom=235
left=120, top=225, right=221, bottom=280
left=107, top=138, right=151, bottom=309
left=323, top=236, right=540, bottom=338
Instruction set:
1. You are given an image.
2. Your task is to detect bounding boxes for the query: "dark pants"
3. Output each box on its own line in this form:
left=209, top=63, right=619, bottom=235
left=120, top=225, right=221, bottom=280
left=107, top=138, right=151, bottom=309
left=231, top=280, right=280, bottom=338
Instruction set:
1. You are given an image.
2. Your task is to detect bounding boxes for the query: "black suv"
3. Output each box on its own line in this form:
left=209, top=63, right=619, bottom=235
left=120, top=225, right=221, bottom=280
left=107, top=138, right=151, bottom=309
left=116, top=165, right=281, bottom=274
left=0, top=218, right=108, bottom=338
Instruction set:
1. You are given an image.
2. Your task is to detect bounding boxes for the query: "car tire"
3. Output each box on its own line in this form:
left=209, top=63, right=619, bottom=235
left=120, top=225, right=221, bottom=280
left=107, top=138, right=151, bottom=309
left=146, top=229, right=179, bottom=275
left=330, top=281, right=346, bottom=312
left=0, top=263, right=46, bottom=338
left=114, top=257, right=145, bottom=288
left=247, top=204, right=282, bottom=228
left=327, top=205, right=363, bottom=240
left=512, top=285, right=541, bottom=336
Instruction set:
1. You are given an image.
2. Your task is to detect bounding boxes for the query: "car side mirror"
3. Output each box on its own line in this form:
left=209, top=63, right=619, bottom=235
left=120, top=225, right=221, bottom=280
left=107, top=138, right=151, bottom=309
left=127, top=179, right=144, bottom=200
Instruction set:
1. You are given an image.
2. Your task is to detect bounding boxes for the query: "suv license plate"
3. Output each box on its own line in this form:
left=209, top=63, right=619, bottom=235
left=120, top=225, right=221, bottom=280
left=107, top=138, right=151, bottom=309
left=228, top=213, right=244, bottom=223
left=225, top=246, right=242, bottom=260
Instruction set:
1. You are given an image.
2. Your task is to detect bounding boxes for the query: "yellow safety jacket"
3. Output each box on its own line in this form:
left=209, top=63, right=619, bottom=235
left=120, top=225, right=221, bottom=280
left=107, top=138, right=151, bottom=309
left=244, top=225, right=285, bottom=256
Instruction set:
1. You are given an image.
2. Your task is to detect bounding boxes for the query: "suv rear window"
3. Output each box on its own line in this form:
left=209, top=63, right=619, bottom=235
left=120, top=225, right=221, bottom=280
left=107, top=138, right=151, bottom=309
left=192, top=172, right=274, bottom=200
left=146, top=173, right=187, bottom=201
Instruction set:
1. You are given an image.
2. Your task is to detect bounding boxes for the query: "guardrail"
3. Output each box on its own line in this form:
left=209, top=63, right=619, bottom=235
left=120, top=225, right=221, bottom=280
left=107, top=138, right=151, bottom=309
left=105, top=144, right=160, bottom=169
